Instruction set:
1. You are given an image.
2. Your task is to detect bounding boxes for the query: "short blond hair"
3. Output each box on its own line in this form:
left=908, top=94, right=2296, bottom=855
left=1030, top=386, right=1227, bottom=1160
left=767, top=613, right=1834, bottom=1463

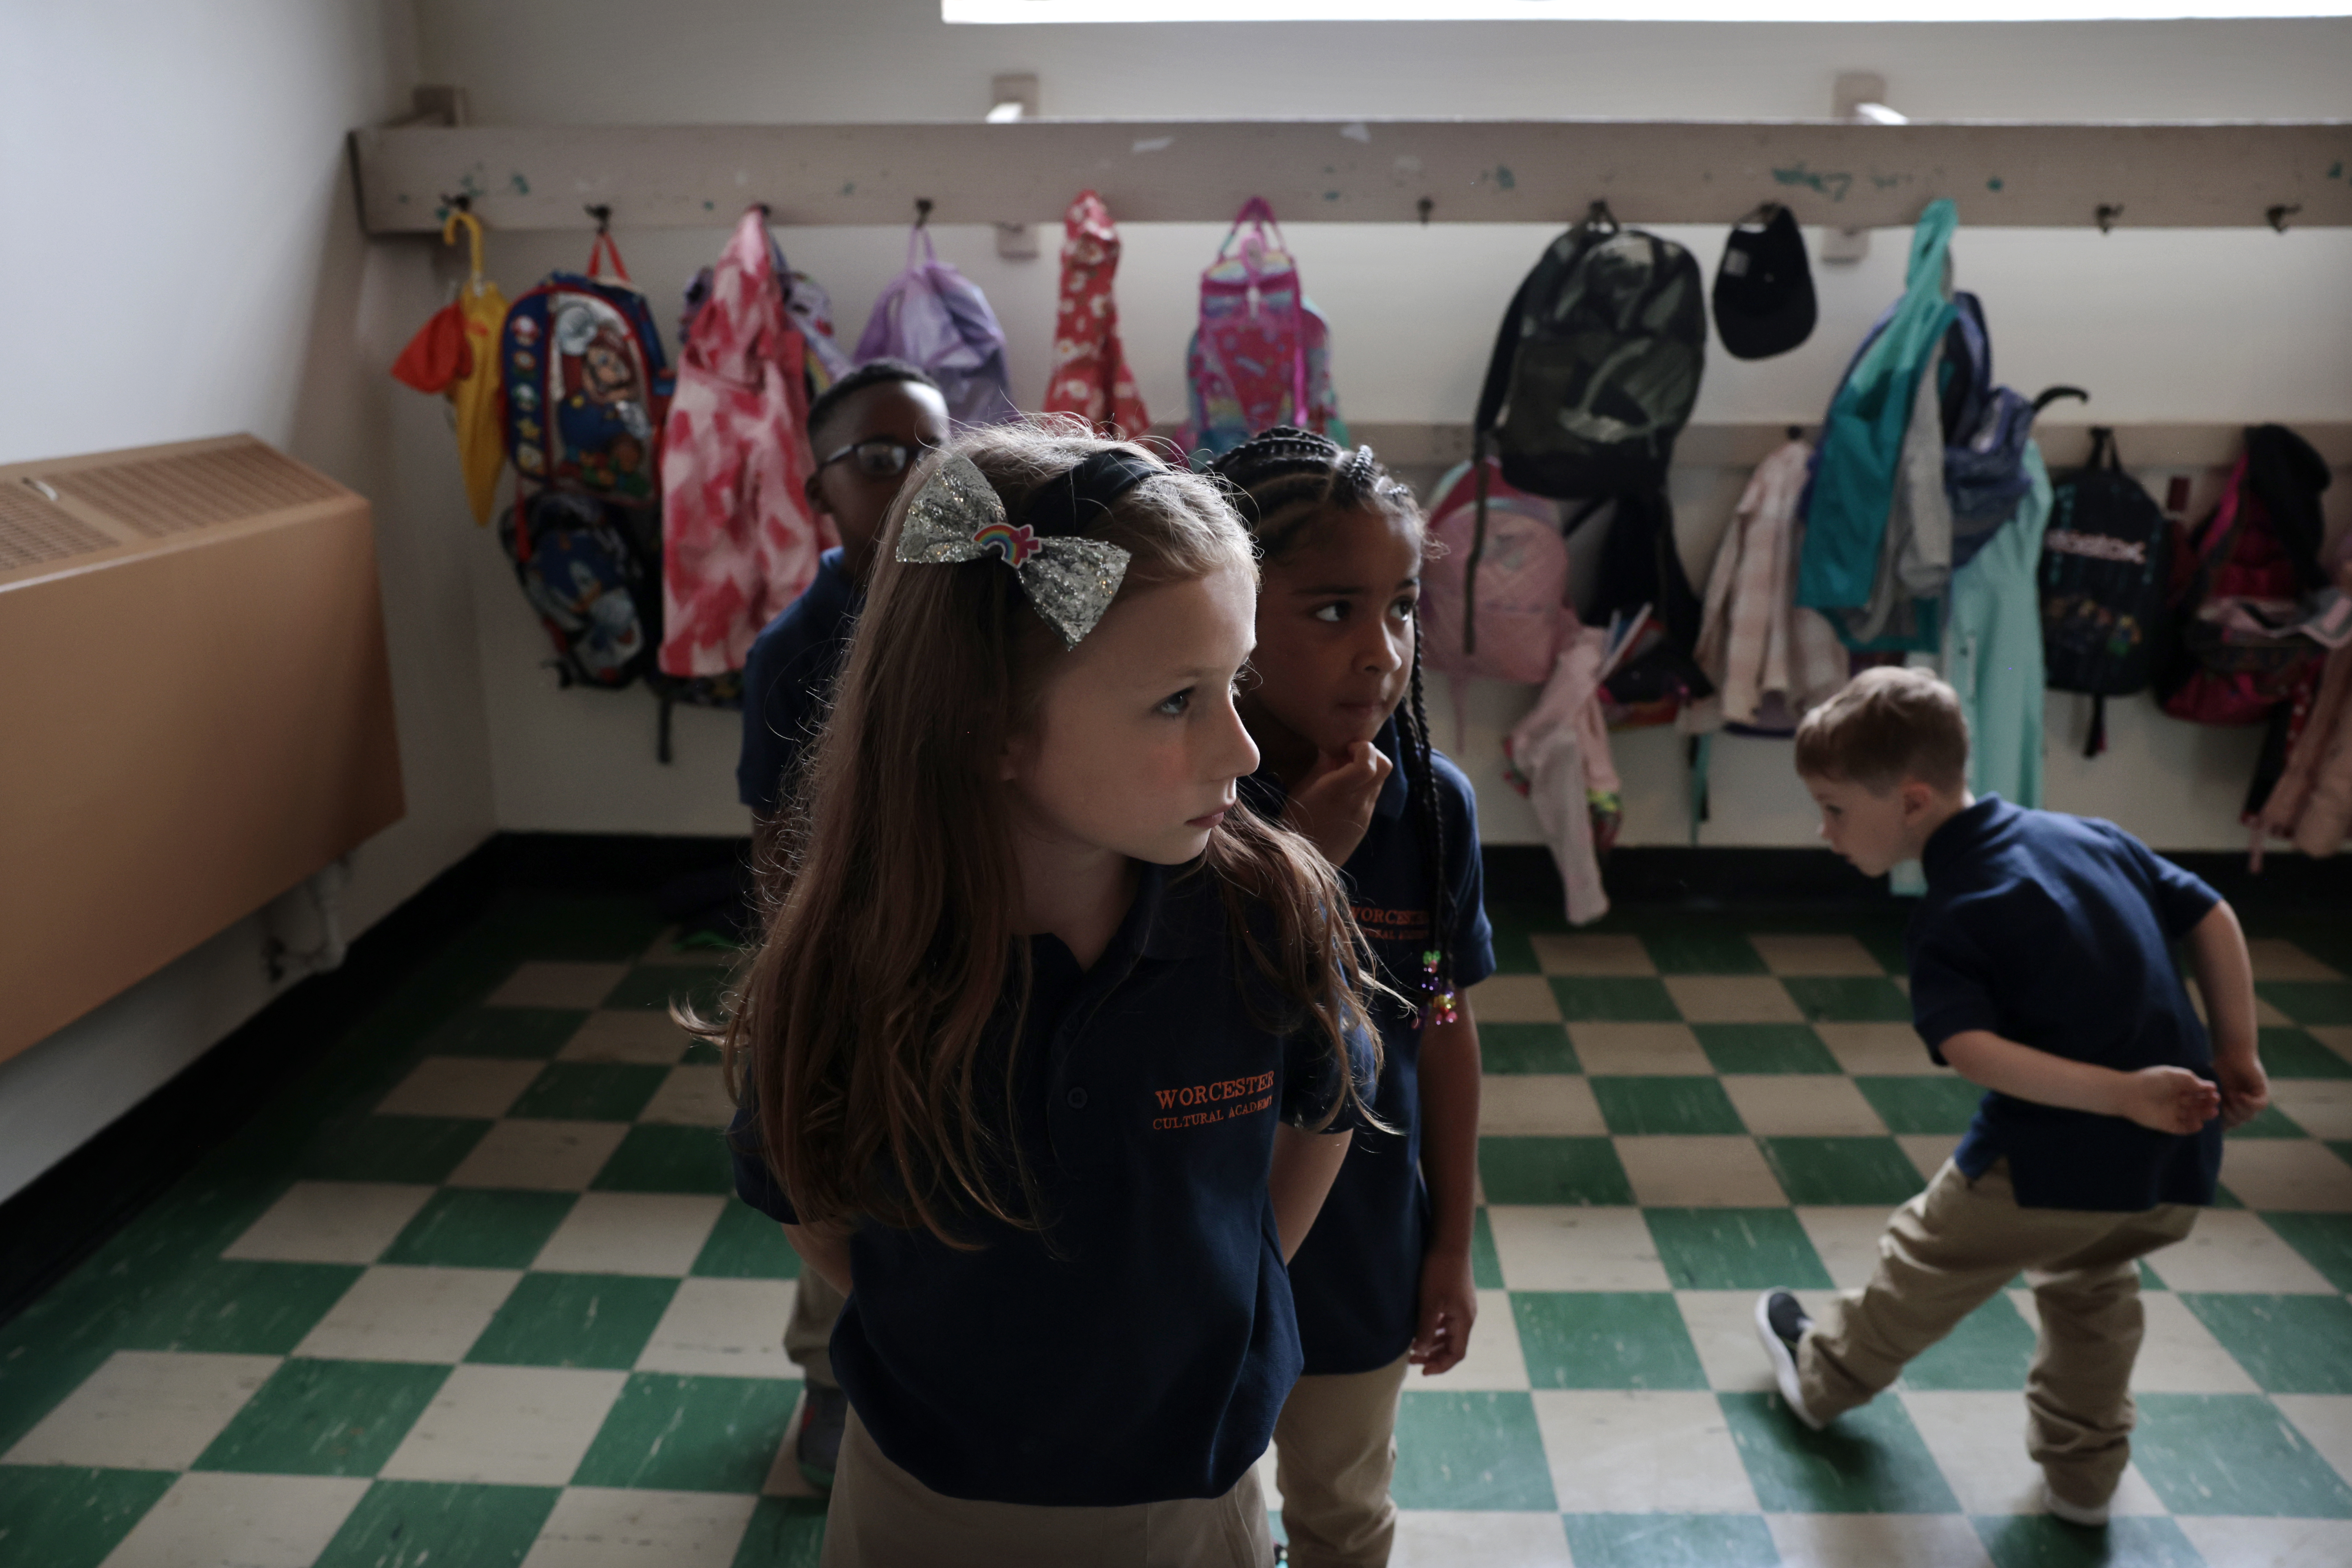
left=1794, top=667, right=1969, bottom=795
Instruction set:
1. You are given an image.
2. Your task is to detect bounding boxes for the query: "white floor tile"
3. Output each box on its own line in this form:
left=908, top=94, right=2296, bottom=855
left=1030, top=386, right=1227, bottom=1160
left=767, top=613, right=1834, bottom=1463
left=1616, top=1136, right=1785, bottom=1207
left=2272, top=1393, right=2352, bottom=1488
left=560, top=1011, right=695, bottom=1064
left=379, top=1364, right=629, bottom=1486
left=2310, top=1026, right=2352, bottom=1067
left=221, top=1181, right=435, bottom=1266
left=1530, top=933, right=1653, bottom=976
left=2176, top=1516, right=2352, bottom=1568
left=1898, top=1391, right=2166, bottom=1515
left=98, top=1472, right=369, bottom=1568
left=1813, top=1023, right=1938, bottom=1075
left=1485, top=1206, right=1668, bottom=1291
left=760, top=1388, right=823, bottom=1500
left=1416, top=1289, right=1529, bottom=1391
left=2004, top=1289, right=2260, bottom=1394
left=3, top=1350, right=278, bottom=1469
left=489, top=961, right=629, bottom=1010
left=1675, top=1290, right=1780, bottom=1394
left=519, top=1487, right=758, bottom=1568
left=2141, top=1209, right=2339, bottom=1293
left=1529, top=1389, right=1760, bottom=1512
left=1478, top=1075, right=1603, bottom=1137
left=2269, top=1079, right=2352, bottom=1139
left=1663, top=975, right=1804, bottom=1025
left=1899, top=1136, right=1962, bottom=1183
left=1721, top=1075, right=1889, bottom=1137
left=532, top=1192, right=726, bottom=1277
left=1467, top=975, right=1561, bottom=1023
left=294, top=1266, right=522, bottom=1364
left=376, top=1057, right=545, bottom=1120
left=1765, top=1512, right=1994, bottom=1568
left=1749, top=934, right=1886, bottom=977
left=445, top=1120, right=629, bottom=1191
left=635, top=1277, right=797, bottom=1379
left=638, top=1065, right=737, bottom=1128
left=1796, top=1207, right=1901, bottom=1289
left=1567, top=1023, right=1713, bottom=1076
left=1390, top=1510, right=1570, bottom=1568
left=2246, top=939, right=2345, bottom=982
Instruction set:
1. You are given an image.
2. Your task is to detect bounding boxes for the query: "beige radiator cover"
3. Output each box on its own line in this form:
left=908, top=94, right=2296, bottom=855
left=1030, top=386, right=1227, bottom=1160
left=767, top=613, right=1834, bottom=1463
left=0, top=435, right=405, bottom=1063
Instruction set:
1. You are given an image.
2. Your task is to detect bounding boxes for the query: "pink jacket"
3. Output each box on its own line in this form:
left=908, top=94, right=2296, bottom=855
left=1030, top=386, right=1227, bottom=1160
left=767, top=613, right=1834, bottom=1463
left=2251, top=543, right=2352, bottom=861
left=660, top=208, right=832, bottom=678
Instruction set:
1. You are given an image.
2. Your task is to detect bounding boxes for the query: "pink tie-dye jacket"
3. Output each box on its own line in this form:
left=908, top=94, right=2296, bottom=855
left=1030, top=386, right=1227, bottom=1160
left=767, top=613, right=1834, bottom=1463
left=659, top=209, right=832, bottom=677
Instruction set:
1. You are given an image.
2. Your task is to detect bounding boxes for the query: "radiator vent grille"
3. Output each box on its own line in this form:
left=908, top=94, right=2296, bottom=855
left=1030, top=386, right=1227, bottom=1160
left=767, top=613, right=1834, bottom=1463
left=45, top=445, right=344, bottom=538
left=0, top=482, right=120, bottom=573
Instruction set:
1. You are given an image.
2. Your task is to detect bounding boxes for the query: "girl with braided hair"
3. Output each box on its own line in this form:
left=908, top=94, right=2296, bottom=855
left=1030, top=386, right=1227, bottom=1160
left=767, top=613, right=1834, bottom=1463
left=1212, top=427, right=1494, bottom=1568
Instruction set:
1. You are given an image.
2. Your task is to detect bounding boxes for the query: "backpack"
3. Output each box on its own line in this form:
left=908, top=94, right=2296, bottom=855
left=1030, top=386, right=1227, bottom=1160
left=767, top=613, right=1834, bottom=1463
left=1575, top=489, right=1715, bottom=728
left=853, top=226, right=1017, bottom=427
left=1180, top=198, right=1348, bottom=459
left=2039, top=428, right=2173, bottom=757
left=1421, top=459, right=1569, bottom=687
left=498, top=231, right=675, bottom=692
left=1936, top=293, right=2042, bottom=570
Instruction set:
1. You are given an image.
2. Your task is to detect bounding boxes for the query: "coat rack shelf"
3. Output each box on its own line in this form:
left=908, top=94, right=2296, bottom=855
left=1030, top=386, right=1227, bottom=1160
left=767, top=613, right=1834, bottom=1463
left=350, top=117, right=2352, bottom=237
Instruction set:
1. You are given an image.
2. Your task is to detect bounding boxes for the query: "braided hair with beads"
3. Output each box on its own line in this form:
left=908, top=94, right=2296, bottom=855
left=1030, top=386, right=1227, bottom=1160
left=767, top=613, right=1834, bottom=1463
left=1210, top=427, right=1459, bottom=1029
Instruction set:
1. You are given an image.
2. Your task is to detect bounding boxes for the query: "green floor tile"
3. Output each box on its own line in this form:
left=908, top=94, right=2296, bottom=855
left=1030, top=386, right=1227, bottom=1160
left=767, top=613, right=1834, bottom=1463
left=1642, top=930, right=1769, bottom=975
left=1855, top=1075, right=1988, bottom=1135
left=383, top=1189, right=578, bottom=1270
left=1561, top=1512, right=1777, bottom=1568
left=572, top=1373, right=801, bottom=1493
left=2260, top=1212, right=2352, bottom=1292
left=465, top=1273, right=677, bottom=1370
left=2259, top=1026, right=2352, bottom=1080
left=1511, top=1291, right=1708, bottom=1390
left=2210, top=1182, right=2247, bottom=1210
left=1390, top=1390, right=1557, bottom=1511
left=1759, top=1137, right=1926, bottom=1206
left=299, top=1115, right=492, bottom=1184
left=1854, top=925, right=1911, bottom=975
left=1479, top=1023, right=1581, bottom=1074
left=1485, top=925, right=1540, bottom=975
left=1972, top=1513, right=2203, bottom=1568
left=1646, top=1208, right=1833, bottom=1290
left=1470, top=1207, right=1504, bottom=1290
left=692, top=1199, right=803, bottom=1279
left=1897, top=1294, right=2038, bottom=1391
left=2179, top=1293, right=2352, bottom=1393
left=2227, top=1104, right=2309, bottom=1139
left=420, top=1007, right=590, bottom=1060
left=1781, top=977, right=1913, bottom=1023
left=682, top=1038, right=725, bottom=1066
left=603, top=965, right=732, bottom=1016
left=1476, top=1137, right=1634, bottom=1206
left=729, top=1496, right=831, bottom=1568
left=114, top=1259, right=365, bottom=1355
left=508, top=1062, right=668, bottom=1122
left=315, top=1479, right=562, bottom=1568
left=2131, top=1392, right=2352, bottom=1516
left=1592, top=1076, right=1748, bottom=1135
left=2259, top=981, right=2352, bottom=1027
left=1695, top=1023, right=1842, bottom=1075
left=0, top=1465, right=177, bottom=1568
left=590, top=1123, right=736, bottom=1194
left=491, top=894, right=669, bottom=963
left=1549, top=976, right=1680, bottom=1022
left=1719, top=1389, right=1962, bottom=1514
left=194, top=1358, right=449, bottom=1476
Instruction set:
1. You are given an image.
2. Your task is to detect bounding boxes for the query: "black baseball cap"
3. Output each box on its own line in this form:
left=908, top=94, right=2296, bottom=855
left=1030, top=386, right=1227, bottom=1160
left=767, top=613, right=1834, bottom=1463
left=1713, top=205, right=1817, bottom=360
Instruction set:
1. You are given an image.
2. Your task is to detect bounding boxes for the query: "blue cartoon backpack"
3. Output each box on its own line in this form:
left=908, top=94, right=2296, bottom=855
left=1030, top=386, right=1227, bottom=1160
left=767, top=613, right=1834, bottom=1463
left=499, top=229, right=675, bottom=690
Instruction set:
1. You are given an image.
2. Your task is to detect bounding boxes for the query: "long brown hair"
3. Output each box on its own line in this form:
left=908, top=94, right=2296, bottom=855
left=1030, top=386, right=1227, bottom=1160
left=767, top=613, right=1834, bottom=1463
left=721, top=419, right=1380, bottom=1246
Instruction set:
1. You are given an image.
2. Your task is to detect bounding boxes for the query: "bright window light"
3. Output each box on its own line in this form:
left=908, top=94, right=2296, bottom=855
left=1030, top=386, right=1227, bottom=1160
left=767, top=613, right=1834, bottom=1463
left=947, top=2, right=2352, bottom=20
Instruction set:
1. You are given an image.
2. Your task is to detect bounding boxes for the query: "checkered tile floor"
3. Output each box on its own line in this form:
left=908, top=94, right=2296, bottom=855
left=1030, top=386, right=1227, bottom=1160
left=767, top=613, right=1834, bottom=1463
left=4, top=892, right=2351, bottom=1568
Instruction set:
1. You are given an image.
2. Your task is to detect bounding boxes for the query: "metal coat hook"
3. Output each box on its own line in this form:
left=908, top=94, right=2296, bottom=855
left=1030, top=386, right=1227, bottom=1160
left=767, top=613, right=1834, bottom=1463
left=2032, top=385, right=2091, bottom=415
left=2267, top=203, right=2299, bottom=233
left=1785, top=425, right=1807, bottom=442
left=2095, top=203, right=2122, bottom=234
left=914, top=197, right=933, bottom=229
left=585, top=203, right=612, bottom=234
left=1416, top=197, right=1433, bottom=226
left=1586, top=199, right=1618, bottom=230
left=440, top=192, right=471, bottom=215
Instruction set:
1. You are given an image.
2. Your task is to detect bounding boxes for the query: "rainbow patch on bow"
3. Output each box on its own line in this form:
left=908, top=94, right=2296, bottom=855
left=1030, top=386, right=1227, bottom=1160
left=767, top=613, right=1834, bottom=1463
left=972, top=520, right=1041, bottom=567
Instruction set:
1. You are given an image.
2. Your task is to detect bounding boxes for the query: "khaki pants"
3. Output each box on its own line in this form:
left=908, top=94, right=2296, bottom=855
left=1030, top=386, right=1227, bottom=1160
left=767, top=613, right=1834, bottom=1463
left=1799, top=1159, right=2198, bottom=1509
left=1271, top=1353, right=1412, bottom=1568
left=821, top=1409, right=1274, bottom=1568
left=786, top=1266, right=845, bottom=1390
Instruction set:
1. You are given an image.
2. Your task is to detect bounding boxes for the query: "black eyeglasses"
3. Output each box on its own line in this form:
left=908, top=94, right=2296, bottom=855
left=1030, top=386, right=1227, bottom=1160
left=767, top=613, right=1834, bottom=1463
left=816, top=437, right=920, bottom=478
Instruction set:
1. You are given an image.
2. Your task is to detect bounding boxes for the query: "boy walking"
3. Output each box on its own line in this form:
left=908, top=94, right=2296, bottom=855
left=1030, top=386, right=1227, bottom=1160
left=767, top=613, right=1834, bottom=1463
left=1757, top=668, right=2269, bottom=1526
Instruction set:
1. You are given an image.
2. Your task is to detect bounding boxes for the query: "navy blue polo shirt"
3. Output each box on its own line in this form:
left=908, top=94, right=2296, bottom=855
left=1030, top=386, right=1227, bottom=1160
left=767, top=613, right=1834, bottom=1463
left=728, top=861, right=1374, bottom=1507
left=1240, top=720, right=1495, bottom=1375
left=738, top=547, right=859, bottom=815
left=1909, top=794, right=2224, bottom=1212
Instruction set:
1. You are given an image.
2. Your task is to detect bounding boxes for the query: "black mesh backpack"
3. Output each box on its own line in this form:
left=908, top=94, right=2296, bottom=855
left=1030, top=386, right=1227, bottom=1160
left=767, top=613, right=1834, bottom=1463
left=2039, top=428, right=2175, bottom=758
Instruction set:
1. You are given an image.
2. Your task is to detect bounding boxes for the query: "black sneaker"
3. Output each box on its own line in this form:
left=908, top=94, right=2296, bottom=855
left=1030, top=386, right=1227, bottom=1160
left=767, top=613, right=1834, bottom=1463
left=1754, top=1290, right=1826, bottom=1431
left=797, top=1385, right=848, bottom=1492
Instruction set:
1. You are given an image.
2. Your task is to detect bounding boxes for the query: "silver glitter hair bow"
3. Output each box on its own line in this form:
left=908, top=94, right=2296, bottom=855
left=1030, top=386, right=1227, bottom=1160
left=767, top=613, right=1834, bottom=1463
left=895, top=451, right=1134, bottom=649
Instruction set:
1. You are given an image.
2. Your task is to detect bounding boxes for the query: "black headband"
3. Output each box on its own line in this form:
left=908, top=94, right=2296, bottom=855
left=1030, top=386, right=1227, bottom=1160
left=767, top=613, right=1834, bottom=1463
left=1021, top=447, right=1162, bottom=540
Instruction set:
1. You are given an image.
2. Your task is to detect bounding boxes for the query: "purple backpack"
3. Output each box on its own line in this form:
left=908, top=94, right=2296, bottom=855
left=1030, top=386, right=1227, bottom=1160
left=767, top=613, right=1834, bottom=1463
left=854, top=227, right=1017, bottom=426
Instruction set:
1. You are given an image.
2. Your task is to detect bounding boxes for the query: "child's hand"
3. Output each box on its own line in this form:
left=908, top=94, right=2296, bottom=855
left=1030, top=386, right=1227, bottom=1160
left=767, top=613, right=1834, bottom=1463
left=1410, top=1246, right=1477, bottom=1376
left=2118, top=1066, right=2222, bottom=1135
left=2215, top=1053, right=2271, bottom=1129
left=1286, top=741, right=1393, bottom=867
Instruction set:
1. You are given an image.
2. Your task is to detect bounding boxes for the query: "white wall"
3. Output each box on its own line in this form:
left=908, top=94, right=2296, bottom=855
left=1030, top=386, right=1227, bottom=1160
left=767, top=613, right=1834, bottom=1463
left=0, top=0, right=495, bottom=1202
left=416, top=0, right=2352, bottom=850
